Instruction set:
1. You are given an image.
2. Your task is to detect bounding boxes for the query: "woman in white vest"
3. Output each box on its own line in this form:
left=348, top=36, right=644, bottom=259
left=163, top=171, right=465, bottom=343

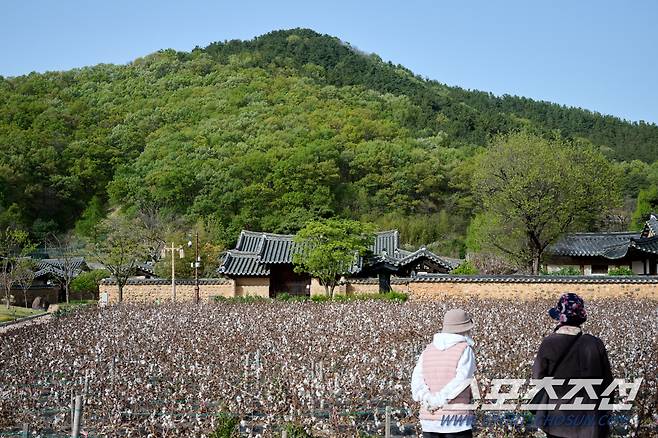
left=411, top=308, right=476, bottom=438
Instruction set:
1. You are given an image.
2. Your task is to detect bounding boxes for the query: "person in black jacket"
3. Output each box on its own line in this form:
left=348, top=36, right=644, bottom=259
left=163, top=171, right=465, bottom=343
left=532, top=293, right=613, bottom=438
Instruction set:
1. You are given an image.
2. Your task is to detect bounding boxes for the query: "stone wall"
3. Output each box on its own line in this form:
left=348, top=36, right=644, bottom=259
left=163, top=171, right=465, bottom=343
left=99, top=275, right=658, bottom=304
left=345, top=282, right=380, bottom=295
left=310, top=278, right=329, bottom=296
left=9, top=287, right=60, bottom=307
left=234, top=277, right=269, bottom=298
left=407, top=281, right=658, bottom=300
left=99, top=279, right=233, bottom=304
left=347, top=276, right=658, bottom=300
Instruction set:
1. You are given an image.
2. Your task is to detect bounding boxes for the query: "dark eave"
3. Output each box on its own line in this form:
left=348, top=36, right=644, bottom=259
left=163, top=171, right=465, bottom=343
left=217, top=251, right=270, bottom=276
left=548, top=232, right=640, bottom=258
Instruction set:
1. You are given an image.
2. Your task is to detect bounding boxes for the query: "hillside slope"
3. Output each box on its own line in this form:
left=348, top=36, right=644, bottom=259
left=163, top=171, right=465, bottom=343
left=0, top=28, right=655, bottom=252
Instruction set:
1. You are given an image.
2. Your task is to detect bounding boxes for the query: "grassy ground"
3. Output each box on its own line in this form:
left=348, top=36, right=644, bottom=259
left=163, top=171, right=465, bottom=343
left=53, top=300, right=97, bottom=317
left=0, top=305, right=45, bottom=323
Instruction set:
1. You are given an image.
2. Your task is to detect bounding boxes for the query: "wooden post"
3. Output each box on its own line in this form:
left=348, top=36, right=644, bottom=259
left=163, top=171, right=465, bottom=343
left=378, top=272, right=392, bottom=293
left=110, top=357, right=115, bottom=386
left=171, top=242, right=176, bottom=301
left=384, top=406, right=391, bottom=438
left=83, top=371, right=89, bottom=404
left=194, top=231, right=200, bottom=304
left=70, top=392, right=75, bottom=429
left=71, top=395, right=82, bottom=437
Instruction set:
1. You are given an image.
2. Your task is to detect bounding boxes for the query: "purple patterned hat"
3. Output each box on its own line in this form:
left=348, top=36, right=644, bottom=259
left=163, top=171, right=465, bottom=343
left=549, top=293, right=587, bottom=325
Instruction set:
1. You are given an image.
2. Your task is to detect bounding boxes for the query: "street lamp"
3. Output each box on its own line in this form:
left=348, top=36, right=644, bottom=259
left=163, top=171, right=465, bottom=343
left=162, top=243, right=185, bottom=301
left=188, top=232, right=201, bottom=304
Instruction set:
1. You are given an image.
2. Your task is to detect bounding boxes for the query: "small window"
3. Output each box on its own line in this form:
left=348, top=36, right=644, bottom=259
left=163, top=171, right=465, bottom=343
left=591, top=264, right=608, bottom=275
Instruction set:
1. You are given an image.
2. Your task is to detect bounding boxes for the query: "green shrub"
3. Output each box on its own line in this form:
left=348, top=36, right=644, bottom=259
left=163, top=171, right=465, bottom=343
left=350, top=291, right=408, bottom=302
left=275, top=292, right=309, bottom=302
left=450, top=260, right=478, bottom=275
left=282, top=423, right=313, bottom=438
left=213, top=295, right=268, bottom=304
left=209, top=411, right=239, bottom=438
left=53, top=300, right=97, bottom=318
left=313, top=291, right=408, bottom=303
left=211, top=291, right=409, bottom=304
left=608, top=266, right=634, bottom=276
left=71, top=269, right=109, bottom=294
left=310, top=294, right=331, bottom=303
left=380, top=290, right=408, bottom=302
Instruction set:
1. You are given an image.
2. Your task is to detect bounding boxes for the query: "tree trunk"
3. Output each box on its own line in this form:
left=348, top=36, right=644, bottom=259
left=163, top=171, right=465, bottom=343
left=118, top=284, right=124, bottom=303
left=65, top=284, right=70, bottom=304
left=323, top=284, right=330, bottom=297
left=531, top=253, right=541, bottom=275
left=23, top=290, right=28, bottom=309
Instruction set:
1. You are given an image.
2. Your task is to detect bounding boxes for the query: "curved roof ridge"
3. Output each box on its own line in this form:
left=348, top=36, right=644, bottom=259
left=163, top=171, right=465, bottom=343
left=225, top=249, right=261, bottom=257
left=241, top=230, right=294, bottom=239
left=567, top=231, right=639, bottom=236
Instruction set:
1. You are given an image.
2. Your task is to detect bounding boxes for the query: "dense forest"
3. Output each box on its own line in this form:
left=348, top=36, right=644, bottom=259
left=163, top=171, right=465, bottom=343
left=1, top=28, right=657, bottom=256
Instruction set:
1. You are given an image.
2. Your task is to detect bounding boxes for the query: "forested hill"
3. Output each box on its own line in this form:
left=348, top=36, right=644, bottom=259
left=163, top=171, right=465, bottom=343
left=0, top=28, right=656, bottom=253
left=203, top=29, right=658, bottom=159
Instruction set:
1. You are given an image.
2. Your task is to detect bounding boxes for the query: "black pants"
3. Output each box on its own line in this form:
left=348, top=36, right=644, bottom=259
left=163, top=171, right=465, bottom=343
left=422, top=430, right=472, bottom=438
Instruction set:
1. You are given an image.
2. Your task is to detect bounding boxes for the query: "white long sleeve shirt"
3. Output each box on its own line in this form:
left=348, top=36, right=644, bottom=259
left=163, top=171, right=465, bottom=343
left=411, top=332, right=476, bottom=433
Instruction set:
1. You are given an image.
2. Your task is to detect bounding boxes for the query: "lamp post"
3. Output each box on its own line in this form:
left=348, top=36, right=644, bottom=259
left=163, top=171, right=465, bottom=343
left=163, top=242, right=185, bottom=300
left=188, top=232, right=201, bottom=304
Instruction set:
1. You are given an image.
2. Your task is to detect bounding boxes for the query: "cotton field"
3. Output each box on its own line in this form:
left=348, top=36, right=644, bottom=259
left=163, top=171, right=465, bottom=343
left=1, top=299, right=656, bottom=437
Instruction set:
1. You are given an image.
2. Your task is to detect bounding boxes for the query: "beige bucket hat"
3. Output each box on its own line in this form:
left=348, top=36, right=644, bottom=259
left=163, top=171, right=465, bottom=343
left=441, top=308, right=474, bottom=333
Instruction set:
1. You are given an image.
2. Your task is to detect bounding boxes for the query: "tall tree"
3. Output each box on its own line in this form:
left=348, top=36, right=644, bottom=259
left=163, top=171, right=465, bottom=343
left=292, top=219, right=374, bottom=297
left=47, top=233, right=82, bottom=304
left=631, top=187, right=658, bottom=230
left=0, top=228, right=33, bottom=309
left=13, top=257, right=35, bottom=308
left=471, top=131, right=620, bottom=274
left=89, top=216, right=148, bottom=302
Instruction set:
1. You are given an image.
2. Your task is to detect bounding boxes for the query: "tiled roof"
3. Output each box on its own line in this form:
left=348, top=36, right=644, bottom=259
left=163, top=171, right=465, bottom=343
left=350, top=274, right=658, bottom=284
left=218, top=251, right=270, bottom=276
left=372, top=230, right=399, bottom=255
left=34, top=257, right=87, bottom=278
left=100, top=278, right=231, bottom=285
left=410, top=274, right=658, bottom=284
left=630, top=236, right=658, bottom=255
left=641, top=214, right=658, bottom=238
left=218, top=229, right=453, bottom=277
left=548, top=232, right=640, bottom=258
left=374, top=248, right=460, bottom=271
left=259, top=235, right=296, bottom=264
left=136, top=262, right=155, bottom=275
left=549, top=222, right=658, bottom=260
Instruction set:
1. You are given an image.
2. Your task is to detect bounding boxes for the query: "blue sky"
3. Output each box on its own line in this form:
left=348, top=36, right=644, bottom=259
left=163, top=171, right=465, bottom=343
left=1, top=0, right=657, bottom=123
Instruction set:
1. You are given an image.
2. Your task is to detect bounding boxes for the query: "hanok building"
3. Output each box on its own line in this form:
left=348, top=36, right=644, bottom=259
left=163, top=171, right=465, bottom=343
left=218, top=230, right=460, bottom=297
left=10, top=257, right=90, bottom=306
left=546, top=215, right=658, bottom=275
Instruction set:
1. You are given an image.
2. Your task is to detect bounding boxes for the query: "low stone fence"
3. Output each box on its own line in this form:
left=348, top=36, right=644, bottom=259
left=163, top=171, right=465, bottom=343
left=349, top=275, right=658, bottom=300
left=99, top=275, right=658, bottom=303
left=99, top=278, right=233, bottom=304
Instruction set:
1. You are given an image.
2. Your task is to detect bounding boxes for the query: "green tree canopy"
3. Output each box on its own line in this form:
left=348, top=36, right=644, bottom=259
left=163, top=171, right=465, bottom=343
left=631, top=187, right=658, bottom=229
left=88, top=216, right=149, bottom=302
left=470, top=131, right=620, bottom=274
left=0, top=227, right=34, bottom=308
left=292, top=219, right=374, bottom=297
